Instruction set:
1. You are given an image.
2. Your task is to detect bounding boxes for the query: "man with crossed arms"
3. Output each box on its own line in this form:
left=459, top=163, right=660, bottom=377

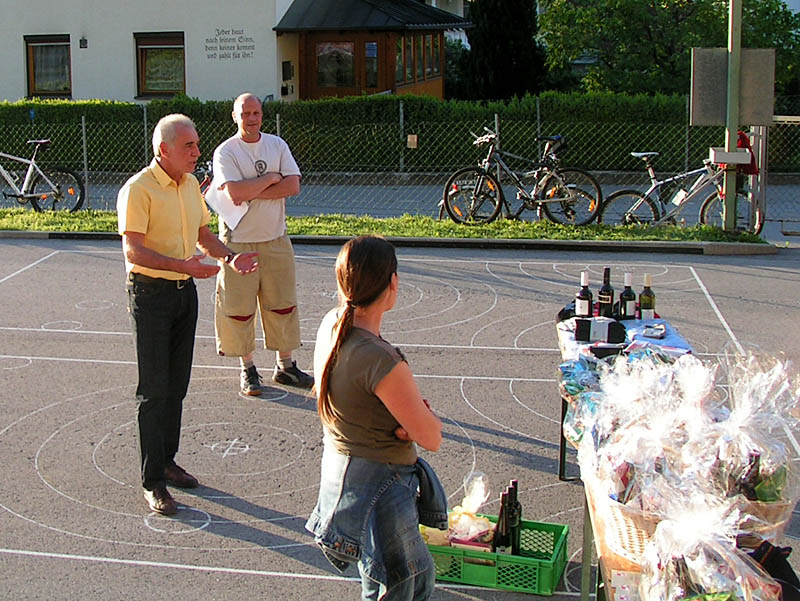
left=212, top=93, right=313, bottom=395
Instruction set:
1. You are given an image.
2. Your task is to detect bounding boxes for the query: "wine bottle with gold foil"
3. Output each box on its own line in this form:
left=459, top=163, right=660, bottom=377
left=639, top=273, right=656, bottom=320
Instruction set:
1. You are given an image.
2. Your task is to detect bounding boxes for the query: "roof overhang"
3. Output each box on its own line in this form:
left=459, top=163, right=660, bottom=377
left=274, top=0, right=472, bottom=33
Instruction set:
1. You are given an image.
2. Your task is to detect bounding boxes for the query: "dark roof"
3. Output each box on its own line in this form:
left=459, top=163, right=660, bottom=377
left=274, top=0, right=471, bottom=32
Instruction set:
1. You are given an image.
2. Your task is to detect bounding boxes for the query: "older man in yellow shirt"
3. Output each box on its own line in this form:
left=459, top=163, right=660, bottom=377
left=117, top=114, right=258, bottom=516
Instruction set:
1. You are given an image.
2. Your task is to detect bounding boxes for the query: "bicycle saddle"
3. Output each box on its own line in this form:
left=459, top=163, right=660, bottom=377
left=26, top=139, right=52, bottom=148
left=630, top=152, right=658, bottom=159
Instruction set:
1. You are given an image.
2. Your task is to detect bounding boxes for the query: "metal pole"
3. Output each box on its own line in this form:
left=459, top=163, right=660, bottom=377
left=399, top=100, right=404, bottom=172
left=276, top=112, right=281, bottom=138
left=81, top=115, right=89, bottom=209
left=684, top=95, right=690, bottom=173
left=536, top=96, right=542, bottom=158
left=723, top=0, right=743, bottom=231
left=143, top=104, right=149, bottom=164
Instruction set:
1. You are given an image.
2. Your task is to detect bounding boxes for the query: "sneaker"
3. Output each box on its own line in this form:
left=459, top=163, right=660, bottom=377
left=240, top=365, right=263, bottom=396
left=272, top=361, right=314, bottom=389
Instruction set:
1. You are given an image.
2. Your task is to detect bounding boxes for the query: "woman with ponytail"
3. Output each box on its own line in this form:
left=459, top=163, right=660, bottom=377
left=306, top=235, right=443, bottom=601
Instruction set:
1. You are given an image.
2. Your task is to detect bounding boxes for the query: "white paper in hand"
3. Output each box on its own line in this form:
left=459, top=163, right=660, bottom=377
left=203, top=177, right=248, bottom=230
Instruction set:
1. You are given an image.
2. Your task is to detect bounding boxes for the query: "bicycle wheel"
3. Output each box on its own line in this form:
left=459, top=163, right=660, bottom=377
left=698, top=191, right=764, bottom=235
left=30, top=168, right=84, bottom=212
left=541, top=168, right=603, bottom=225
left=442, top=167, right=503, bottom=224
left=599, top=189, right=659, bottom=225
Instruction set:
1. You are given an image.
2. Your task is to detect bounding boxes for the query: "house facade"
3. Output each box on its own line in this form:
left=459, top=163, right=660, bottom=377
left=0, top=0, right=467, bottom=103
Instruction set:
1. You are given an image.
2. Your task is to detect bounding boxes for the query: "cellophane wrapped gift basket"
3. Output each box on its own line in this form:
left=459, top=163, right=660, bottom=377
left=561, top=345, right=800, bottom=601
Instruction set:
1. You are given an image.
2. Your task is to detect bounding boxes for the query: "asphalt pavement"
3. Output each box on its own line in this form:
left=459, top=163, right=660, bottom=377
left=1, top=237, right=799, bottom=601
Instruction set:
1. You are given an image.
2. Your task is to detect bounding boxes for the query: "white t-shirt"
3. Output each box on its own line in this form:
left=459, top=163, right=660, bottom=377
left=212, top=133, right=301, bottom=243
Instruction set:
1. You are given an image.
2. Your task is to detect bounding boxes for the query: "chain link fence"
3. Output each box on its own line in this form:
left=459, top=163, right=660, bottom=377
left=1, top=99, right=798, bottom=225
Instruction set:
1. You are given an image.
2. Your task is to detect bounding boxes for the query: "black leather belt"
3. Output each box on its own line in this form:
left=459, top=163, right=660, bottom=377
left=128, top=272, right=192, bottom=289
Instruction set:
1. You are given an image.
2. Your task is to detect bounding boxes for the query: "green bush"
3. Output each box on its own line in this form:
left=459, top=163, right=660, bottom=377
left=0, top=93, right=795, bottom=174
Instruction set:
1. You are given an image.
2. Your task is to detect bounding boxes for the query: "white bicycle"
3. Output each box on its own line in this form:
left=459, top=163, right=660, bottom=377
left=0, top=139, right=85, bottom=212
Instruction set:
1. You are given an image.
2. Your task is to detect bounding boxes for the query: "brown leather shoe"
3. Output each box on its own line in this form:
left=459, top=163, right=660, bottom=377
left=143, top=486, right=177, bottom=515
left=164, top=464, right=199, bottom=489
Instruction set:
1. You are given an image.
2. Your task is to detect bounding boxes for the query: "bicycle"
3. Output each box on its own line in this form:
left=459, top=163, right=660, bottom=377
left=599, top=150, right=763, bottom=235
left=439, top=130, right=603, bottom=226
left=0, top=139, right=85, bottom=212
left=193, top=160, right=213, bottom=196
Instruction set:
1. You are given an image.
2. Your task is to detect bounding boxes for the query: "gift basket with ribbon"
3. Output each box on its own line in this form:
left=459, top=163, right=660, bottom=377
left=571, top=346, right=800, bottom=574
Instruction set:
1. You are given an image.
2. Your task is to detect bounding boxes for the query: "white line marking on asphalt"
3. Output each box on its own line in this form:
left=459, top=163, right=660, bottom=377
left=0, top=547, right=358, bottom=581
left=0, top=250, right=59, bottom=284
left=0, top=354, right=557, bottom=382
left=0, top=547, right=562, bottom=593
left=690, top=266, right=743, bottom=354
left=691, top=266, right=800, bottom=462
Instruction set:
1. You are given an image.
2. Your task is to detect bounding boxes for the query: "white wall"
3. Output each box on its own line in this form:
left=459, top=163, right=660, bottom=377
left=0, top=0, right=284, bottom=102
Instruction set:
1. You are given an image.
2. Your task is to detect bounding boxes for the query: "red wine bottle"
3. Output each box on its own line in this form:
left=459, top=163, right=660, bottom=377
left=493, top=491, right=512, bottom=554
left=619, top=273, right=636, bottom=320
left=575, top=271, right=593, bottom=317
left=508, top=480, right=522, bottom=555
left=597, top=267, right=614, bottom=317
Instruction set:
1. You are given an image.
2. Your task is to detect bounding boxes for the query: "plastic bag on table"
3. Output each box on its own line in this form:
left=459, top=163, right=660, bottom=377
left=698, top=347, right=800, bottom=542
left=563, top=390, right=601, bottom=448
left=559, top=356, right=601, bottom=404
left=639, top=495, right=782, bottom=601
left=587, top=355, right=717, bottom=507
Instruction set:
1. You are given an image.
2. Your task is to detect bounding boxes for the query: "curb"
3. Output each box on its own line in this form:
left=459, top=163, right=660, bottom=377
left=0, top=230, right=779, bottom=255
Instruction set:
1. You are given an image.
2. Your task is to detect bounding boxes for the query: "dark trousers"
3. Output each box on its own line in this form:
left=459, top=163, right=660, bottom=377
left=127, top=275, right=198, bottom=490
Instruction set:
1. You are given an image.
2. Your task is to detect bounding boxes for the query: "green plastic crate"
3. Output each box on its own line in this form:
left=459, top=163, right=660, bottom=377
left=425, top=515, right=569, bottom=595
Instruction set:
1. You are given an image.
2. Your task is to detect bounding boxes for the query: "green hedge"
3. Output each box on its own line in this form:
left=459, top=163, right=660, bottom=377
left=1, top=93, right=795, bottom=174
left=0, top=92, right=688, bottom=127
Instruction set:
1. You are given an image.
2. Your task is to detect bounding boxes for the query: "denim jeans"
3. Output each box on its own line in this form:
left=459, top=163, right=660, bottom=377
left=306, top=443, right=435, bottom=601
left=126, top=276, right=197, bottom=489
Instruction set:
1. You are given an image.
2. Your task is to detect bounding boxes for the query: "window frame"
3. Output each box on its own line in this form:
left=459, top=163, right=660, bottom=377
left=405, top=36, right=414, bottom=82
left=415, top=35, right=424, bottom=80
left=134, top=32, right=185, bottom=97
left=364, top=41, right=378, bottom=89
left=25, top=34, right=71, bottom=98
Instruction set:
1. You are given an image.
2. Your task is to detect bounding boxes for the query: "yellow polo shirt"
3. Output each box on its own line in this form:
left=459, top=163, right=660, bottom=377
left=117, top=159, right=211, bottom=280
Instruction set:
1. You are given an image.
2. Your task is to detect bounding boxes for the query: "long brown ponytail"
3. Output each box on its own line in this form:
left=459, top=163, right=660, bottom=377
left=316, top=236, right=397, bottom=425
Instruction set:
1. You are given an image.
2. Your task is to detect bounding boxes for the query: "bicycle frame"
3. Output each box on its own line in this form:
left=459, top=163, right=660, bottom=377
left=0, top=149, right=53, bottom=201
left=626, top=157, right=723, bottom=225
left=477, top=136, right=564, bottom=217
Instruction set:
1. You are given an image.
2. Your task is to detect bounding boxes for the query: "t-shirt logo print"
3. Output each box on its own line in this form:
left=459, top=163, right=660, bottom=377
left=254, top=159, right=268, bottom=176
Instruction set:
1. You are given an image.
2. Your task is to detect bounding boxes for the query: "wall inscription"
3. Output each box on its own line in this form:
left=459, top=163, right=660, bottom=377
left=205, top=28, right=256, bottom=61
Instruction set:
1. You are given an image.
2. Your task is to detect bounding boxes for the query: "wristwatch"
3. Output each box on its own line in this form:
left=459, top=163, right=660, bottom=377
left=224, top=252, right=235, bottom=264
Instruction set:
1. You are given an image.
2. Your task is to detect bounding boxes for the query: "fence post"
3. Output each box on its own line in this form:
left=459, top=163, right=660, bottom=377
left=399, top=100, right=405, bottom=172
left=142, top=104, right=149, bottom=165
left=536, top=96, right=542, bottom=158
left=494, top=112, right=502, bottom=183
left=684, top=95, right=690, bottom=173
left=81, top=115, right=89, bottom=209
left=276, top=112, right=281, bottom=138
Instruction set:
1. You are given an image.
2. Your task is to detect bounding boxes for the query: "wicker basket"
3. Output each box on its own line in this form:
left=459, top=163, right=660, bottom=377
left=600, top=496, right=660, bottom=564
left=737, top=500, right=793, bottom=548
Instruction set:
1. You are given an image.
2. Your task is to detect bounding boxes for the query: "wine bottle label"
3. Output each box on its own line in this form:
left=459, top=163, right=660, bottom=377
left=589, top=320, right=609, bottom=341
left=641, top=308, right=655, bottom=320
left=598, top=293, right=612, bottom=304
left=626, top=300, right=636, bottom=315
left=576, top=299, right=590, bottom=316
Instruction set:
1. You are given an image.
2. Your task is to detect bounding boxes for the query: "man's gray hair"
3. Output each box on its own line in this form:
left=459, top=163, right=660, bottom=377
left=152, top=114, right=196, bottom=157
